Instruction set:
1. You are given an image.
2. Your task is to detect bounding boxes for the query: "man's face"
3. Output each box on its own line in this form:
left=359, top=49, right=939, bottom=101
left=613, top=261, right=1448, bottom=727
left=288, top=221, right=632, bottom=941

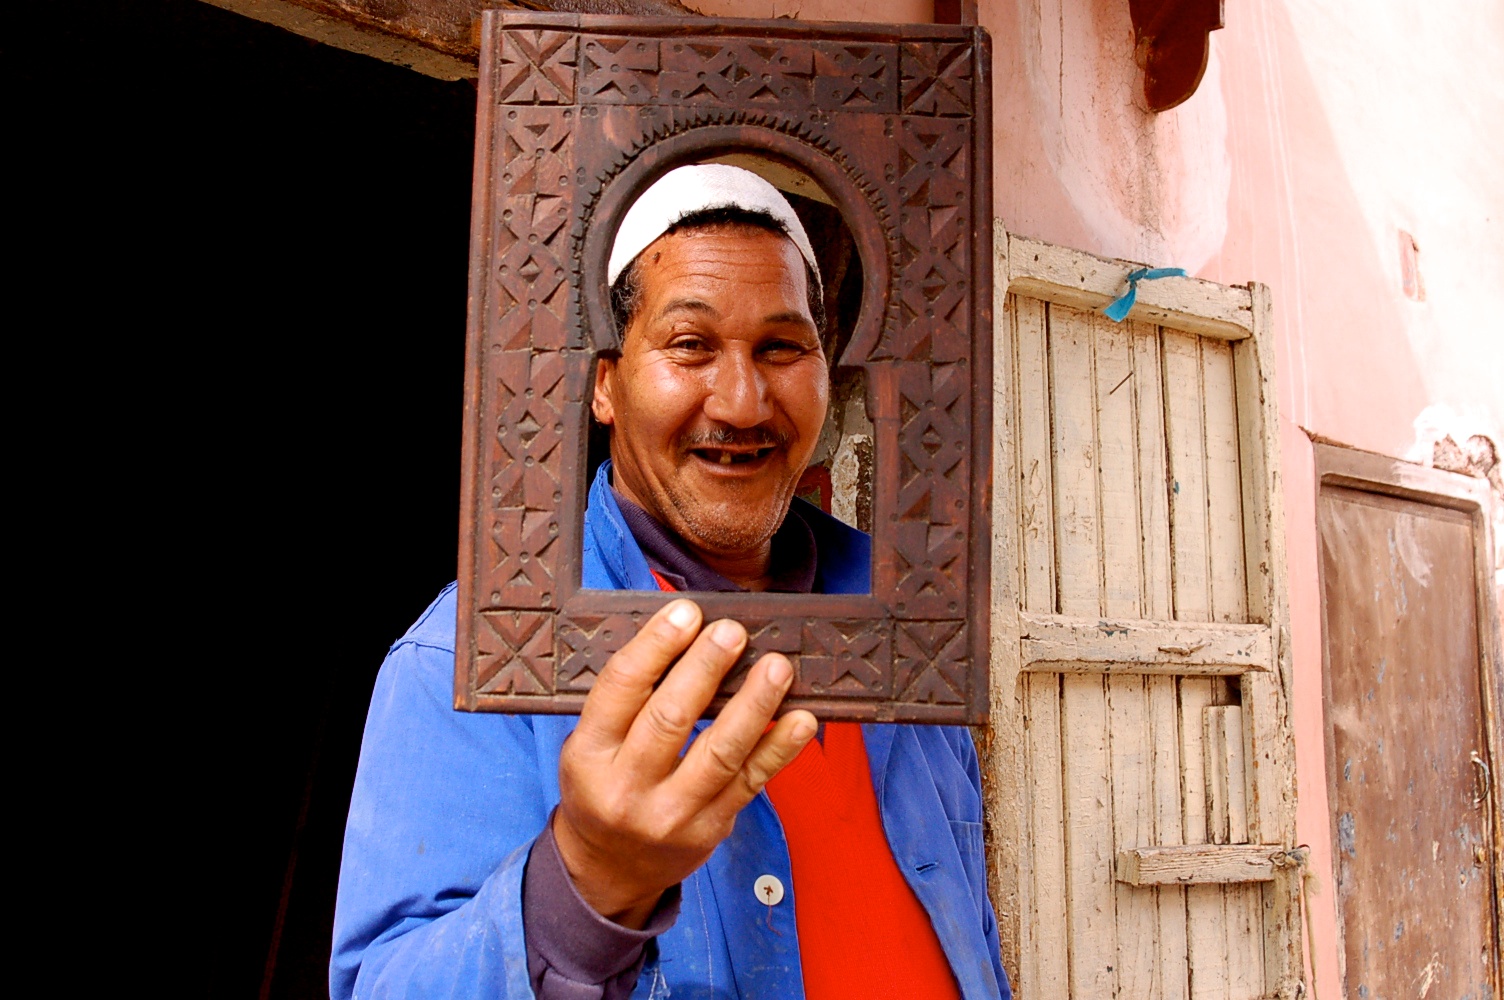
left=592, top=224, right=829, bottom=565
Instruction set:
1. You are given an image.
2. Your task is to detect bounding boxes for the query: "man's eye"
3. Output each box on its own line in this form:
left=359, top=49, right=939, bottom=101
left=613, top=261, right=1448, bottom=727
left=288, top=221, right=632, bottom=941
left=760, top=341, right=809, bottom=359
left=667, top=336, right=710, bottom=352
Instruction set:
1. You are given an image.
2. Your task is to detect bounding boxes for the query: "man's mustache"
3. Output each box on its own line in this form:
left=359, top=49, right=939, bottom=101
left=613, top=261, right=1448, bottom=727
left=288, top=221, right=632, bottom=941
left=679, top=427, right=791, bottom=450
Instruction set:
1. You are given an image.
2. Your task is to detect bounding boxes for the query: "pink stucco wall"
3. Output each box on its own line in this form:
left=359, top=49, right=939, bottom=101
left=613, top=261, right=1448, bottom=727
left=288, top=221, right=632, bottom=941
left=703, top=1, right=1504, bottom=993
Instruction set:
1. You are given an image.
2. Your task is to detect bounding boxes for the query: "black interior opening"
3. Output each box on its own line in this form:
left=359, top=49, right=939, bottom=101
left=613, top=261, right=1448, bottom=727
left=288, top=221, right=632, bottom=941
left=14, top=3, right=479, bottom=995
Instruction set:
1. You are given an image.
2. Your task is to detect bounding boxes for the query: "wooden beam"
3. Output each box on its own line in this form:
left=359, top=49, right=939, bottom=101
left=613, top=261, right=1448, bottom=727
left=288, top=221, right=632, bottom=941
left=1005, top=233, right=1255, bottom=341
left=1019, top=613, right=1272, bottom=674
left=198, top=0, right=699, bottom=80
left=1115, top=844, right=1285, bottom=886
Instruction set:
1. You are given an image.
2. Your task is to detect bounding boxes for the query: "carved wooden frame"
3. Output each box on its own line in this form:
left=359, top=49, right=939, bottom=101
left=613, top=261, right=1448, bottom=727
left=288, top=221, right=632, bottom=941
left=457, top=11, right=993, bottom=723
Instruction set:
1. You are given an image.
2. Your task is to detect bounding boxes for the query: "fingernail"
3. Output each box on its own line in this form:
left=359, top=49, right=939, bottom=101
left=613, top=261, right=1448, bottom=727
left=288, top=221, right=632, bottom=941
left=708, top=619, right=743, bottom=650
left=766, top=656, right=791, bottom=686
left=792, top=719, right=816, bottom=742
left=666, top=601, right=697, bottom=629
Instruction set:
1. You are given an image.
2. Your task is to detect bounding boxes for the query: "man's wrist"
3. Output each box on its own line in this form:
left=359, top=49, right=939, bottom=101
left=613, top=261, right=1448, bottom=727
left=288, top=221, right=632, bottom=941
left=550, top=810, right=668, bottom=929
left=524, top=817, right=681, bottom=993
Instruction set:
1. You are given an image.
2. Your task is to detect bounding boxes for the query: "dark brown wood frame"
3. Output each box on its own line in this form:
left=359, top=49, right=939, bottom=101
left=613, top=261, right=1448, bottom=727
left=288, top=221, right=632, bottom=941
left=456, top=11, right=994, bottom=723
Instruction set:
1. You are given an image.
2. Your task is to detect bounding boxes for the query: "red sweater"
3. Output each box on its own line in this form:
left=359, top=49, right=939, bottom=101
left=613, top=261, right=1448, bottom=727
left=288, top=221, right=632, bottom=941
left=649, top=572, right=960, bottom=997
left=766, top=722, right=963, bottom=1000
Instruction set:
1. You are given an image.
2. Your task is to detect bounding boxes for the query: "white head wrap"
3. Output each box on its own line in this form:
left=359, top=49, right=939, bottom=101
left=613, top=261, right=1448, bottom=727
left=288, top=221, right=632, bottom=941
left=607, top=163, right=822, bottom=292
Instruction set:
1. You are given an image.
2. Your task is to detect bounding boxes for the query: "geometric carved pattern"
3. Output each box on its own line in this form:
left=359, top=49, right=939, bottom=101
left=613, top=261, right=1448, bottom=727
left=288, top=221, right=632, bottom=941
left=896, top=362, right=969, bottom=526
left=725, top=617, right=805, bottom=695
left=900, top=41, right=973, bottom=116
left=555, top=614, right=637, bottom=693
left=485, top=347, right=565, bottom=609
left=892, top=359, right=969, bottom=618
left=888, top=117, right=969, bottom=362
left=477, top=611, right=554, bottom=695
left=459, top=13, right=991, bottom=722
left=800, top=619, right=891, bottom=697
left=575, top=37, right=900, bottom=112
left=579, top=36, right=661, bottom=103
left=893, top=620, right=967, bottom=705
left=492, top=110, right=574, bottom=349
left=497, top=30, right=578, bottom=105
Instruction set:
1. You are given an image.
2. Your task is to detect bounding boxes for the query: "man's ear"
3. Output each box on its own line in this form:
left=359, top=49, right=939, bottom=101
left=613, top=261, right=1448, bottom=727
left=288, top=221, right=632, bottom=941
left=591, top=354, right=618, bottom=427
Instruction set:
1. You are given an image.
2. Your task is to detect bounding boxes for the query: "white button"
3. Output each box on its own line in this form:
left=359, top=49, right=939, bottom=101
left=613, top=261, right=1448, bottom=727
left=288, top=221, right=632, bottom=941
left=753, top=874, right=785, bottom=906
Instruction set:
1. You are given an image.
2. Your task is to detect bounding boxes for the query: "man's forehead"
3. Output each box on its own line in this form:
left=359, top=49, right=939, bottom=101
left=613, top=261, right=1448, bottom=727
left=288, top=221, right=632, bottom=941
left=640, top=224, right=804, bottom=274
left=635, top=228, right=811, bottom=313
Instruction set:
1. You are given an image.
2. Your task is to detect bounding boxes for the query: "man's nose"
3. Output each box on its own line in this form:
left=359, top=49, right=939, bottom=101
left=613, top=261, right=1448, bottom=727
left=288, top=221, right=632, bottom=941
left=702, top=350, right=774, bottom=428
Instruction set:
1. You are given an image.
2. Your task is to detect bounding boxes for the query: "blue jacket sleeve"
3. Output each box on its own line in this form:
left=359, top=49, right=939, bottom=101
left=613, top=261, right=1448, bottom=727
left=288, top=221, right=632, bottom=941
left=331, top=631, right=554, bottom=1000
left=947, top=727, right=1012, bottom=1000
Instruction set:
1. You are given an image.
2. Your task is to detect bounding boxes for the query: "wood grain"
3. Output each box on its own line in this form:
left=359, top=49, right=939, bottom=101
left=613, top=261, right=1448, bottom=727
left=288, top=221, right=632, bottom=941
left=1006, top=234, right=1254, bottom=341
left=1116, top=845, right=1283, bottom=886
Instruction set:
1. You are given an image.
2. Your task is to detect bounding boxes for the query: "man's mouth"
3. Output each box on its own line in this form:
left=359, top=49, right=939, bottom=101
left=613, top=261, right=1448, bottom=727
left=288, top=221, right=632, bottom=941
left=692, top=446, right=777, bottom=466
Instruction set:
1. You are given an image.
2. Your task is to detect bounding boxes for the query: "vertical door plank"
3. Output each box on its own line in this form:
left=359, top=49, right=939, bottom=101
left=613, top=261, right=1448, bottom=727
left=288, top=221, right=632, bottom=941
left=1201, top=340, right=1249, bottom=624
left=1151, top=676, right=1192, bottom=1000
left=1063, top=673, right=1117, bottom=1000
left=1179, top=681, right=1214, bottom=849
left=1204, top=706, right=1233, bottom=846
left=1237, top=284, right=1302, bottom=1000
left=1134, top=320, right=1190, bottom=998
left=1092, top=313, right=1142, bottom=617
left=1050, top=309, right=1116, bottom=998
left=1015, top=297, right=1057, bottom=615
left=1204, top=706, right=1251, bottom=845
left=1132, top=320, right=1190, bottom=996
left=1109, top=676, right=1158, bottom=998
left=1225, top=884, right=1266, bottom=999
left=1165, top=329, right=1232, bottom=997
left=1203, top=342, right=1266, bottom=995
left=990, top=254, right=1025, bottom=981
left=1182, top=682, right=1230, bottom=1000
left=1133, top=321, right=1173, bottom=620
left=1023, top=674, right=1071, bottom=1000
left=1049, top=305, right=1102, bottom=616
left=1162, top=331, right=1212, bottom=623
left=1244, top=669, right=1299, bottom=992
left=1096, top=315, right=1159, bottom=996
left=1187, top=877, right=1232, bottom=993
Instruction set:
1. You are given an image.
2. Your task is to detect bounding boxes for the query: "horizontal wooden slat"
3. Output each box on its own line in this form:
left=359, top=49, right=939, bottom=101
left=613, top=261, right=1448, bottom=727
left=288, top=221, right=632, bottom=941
left=1006, top=234, right=1254, bottom=341
left=1115, top=844, right=1286, bottom=886
left=1020, top=613, right=1272, bottom=674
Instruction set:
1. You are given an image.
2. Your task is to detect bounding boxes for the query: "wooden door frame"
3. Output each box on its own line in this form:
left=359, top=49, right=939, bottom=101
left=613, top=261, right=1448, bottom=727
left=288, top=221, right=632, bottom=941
left=1312, top=441, right=1504, bottom=993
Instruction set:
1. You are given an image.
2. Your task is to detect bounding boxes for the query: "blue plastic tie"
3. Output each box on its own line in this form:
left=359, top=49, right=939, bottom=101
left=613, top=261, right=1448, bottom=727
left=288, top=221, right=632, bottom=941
left=1103, top=267, right=1187, bottom=322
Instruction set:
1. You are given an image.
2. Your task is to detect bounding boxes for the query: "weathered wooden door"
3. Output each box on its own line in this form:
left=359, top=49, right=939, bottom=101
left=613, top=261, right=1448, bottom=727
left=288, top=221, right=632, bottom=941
left=987, top=230, right=1302, bottom=999
left=1316, top=446, right=1502, bottom=1000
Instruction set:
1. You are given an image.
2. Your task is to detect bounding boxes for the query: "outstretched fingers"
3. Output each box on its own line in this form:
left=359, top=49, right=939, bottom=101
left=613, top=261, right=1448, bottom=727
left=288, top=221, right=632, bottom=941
left=702, top=705, right=818, bottom=829
left=673, top=652, right=816, bottom=810
left=617, top=617, right=749, bottom=777
left=572, top=599, right=703, bottom=751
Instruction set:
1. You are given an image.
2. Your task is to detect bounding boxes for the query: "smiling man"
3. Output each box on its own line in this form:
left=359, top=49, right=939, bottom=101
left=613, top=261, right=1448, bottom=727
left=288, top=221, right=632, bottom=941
left=332, top=165, right=1011, bottom=1000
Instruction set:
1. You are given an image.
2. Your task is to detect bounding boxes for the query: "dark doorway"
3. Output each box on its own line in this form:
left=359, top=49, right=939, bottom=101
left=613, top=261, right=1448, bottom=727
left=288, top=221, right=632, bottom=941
left=10, top=3, right=477, bottom=996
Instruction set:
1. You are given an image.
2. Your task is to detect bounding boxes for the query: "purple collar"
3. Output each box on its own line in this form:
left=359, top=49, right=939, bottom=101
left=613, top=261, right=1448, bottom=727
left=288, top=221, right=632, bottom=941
left=611, top=487, right=818, bottom=593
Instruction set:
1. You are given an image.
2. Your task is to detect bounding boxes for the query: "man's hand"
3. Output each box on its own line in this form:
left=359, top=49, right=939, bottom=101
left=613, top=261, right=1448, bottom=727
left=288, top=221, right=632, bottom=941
left=553, top=598, right=817, bottom=929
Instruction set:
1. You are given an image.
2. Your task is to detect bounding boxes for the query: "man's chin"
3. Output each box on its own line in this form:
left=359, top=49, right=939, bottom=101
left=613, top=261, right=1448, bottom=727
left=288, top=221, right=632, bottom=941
left=659, top=480, right=792, bottom=558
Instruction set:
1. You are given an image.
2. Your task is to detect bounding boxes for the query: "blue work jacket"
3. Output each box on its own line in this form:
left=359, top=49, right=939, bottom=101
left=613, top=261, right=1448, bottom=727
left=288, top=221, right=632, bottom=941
left=332, top=465, right=1011, bottom=1000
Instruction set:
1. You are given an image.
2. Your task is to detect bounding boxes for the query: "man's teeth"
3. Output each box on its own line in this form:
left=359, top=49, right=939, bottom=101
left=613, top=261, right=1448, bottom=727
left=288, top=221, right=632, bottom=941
left=702, top=448, right=771, bottom=465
